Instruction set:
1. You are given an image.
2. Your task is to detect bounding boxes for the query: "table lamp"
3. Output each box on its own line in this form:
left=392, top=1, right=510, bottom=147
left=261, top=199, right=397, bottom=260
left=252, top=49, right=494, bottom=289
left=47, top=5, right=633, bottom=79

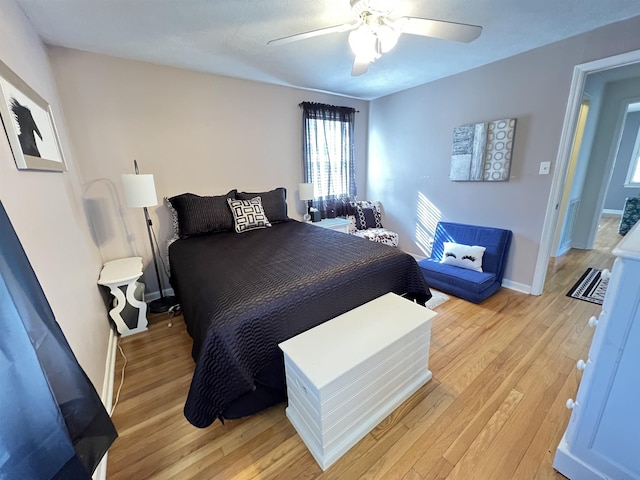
left=299, top=182, right=314, bottom=221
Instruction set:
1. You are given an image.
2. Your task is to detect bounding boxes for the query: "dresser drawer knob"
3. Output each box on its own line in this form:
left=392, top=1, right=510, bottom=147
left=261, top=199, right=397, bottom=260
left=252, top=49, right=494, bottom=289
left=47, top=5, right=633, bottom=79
left=566, top=398, right=577, bottom=409
left=588, top=316, right=599, bottom=328
left=577, top=359, right=587, bottom=371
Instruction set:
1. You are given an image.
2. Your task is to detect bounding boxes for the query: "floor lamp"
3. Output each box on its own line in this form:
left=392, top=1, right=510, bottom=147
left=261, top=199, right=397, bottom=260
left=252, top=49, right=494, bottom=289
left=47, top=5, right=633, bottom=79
left=121, top=160, right=177, bottom=314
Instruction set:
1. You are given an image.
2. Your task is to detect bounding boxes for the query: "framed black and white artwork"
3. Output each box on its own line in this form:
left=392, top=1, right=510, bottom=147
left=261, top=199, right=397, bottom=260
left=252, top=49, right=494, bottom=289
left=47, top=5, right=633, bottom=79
left=0, top=60, right=66, bottom=172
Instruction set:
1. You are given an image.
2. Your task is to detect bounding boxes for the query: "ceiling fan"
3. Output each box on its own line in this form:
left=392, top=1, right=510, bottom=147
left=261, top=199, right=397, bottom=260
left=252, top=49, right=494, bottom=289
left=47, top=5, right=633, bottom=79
left=267, top=0, right=482, bottom=76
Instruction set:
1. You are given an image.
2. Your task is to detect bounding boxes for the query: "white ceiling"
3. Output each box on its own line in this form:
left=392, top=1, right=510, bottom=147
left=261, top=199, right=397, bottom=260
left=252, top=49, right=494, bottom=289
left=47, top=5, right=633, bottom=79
left=13, top=0, right=640, bottom=100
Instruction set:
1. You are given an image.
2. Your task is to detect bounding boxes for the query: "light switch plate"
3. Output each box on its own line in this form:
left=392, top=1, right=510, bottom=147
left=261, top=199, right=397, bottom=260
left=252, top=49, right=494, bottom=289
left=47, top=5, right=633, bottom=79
left=539, top=161, right=551, bottom=175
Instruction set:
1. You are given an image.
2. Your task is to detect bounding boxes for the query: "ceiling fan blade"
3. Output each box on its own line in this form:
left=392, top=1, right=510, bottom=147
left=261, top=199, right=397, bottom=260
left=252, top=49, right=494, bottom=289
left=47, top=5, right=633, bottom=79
left=267, top=22, right=358, bottom=46
left=351, top=57, right=371, bottom=76
left=396, top=17, right=482, bottom=43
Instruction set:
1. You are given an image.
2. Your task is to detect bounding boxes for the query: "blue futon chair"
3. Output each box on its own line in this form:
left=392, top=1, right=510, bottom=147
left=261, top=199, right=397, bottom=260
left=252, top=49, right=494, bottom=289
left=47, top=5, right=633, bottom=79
left=418, top=222, right=512, bottom=304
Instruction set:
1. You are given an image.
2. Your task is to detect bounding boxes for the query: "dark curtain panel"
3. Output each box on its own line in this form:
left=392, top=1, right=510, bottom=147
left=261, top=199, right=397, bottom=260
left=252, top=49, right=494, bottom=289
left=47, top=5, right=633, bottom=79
left=301, top=101, right=356, bottom=218
left=0, top=200, right=117, bottom=479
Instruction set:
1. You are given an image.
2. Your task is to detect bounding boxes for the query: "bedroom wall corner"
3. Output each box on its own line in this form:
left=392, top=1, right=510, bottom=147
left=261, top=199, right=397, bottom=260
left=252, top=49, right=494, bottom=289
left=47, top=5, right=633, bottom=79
left=0, top=0, right=112, bottom=390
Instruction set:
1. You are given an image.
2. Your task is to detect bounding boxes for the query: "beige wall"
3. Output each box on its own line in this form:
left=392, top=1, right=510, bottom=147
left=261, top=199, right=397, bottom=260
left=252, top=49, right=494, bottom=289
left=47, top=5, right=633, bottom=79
left=0, top=0, right=111, bottom=388
left=47, top=48, right=370, bottom=295
left=368, top=15, right=640, bottom=291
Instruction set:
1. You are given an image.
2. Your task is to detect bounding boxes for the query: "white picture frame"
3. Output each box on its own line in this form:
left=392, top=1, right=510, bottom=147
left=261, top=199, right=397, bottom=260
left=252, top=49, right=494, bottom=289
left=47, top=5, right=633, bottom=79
left=0, top=60, right=66, bottom=172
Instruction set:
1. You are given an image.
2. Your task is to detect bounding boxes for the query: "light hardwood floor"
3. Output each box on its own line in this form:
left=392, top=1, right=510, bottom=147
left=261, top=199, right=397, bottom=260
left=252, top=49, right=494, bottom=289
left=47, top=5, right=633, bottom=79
left=107, top=215, right=621, bottom=479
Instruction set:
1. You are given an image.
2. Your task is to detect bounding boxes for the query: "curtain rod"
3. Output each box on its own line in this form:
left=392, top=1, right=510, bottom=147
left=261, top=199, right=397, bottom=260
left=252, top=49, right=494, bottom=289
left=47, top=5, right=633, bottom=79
left=298, top=102, right=359, bottom=113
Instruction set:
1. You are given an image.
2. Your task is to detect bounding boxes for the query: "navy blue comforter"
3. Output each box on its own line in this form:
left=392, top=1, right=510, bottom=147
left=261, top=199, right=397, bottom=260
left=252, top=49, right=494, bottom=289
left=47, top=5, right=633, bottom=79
left=169, top=220, right=431, bottom=427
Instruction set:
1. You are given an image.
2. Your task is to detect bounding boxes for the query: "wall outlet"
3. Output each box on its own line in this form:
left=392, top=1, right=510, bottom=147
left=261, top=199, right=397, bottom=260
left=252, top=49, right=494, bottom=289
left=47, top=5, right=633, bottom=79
left=539, top=161, right=551, bottom=175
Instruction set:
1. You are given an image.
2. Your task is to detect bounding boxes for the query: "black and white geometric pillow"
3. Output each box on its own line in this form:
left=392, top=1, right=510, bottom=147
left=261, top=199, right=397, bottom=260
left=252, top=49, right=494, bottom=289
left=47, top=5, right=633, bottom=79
left=355, top=204, right=383, bottom=230
left=163, top=196, right=181, bottom=244
left=369, top=201, right=383, bottom=227
left=227, top=197, right=272, bottom=233
left=351, top=200, right=383, bottom=230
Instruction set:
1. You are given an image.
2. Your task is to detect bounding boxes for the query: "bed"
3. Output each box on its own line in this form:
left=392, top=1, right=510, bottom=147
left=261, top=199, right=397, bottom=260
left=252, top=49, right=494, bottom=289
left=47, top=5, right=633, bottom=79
left=167, top=189, right=431, bottom=427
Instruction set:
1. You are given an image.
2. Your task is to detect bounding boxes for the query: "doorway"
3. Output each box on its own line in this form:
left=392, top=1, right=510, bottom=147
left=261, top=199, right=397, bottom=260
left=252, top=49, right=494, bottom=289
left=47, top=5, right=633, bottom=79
left=551, top=97, right=591, bottom=257
left=532, top=49, right=640, bottom=295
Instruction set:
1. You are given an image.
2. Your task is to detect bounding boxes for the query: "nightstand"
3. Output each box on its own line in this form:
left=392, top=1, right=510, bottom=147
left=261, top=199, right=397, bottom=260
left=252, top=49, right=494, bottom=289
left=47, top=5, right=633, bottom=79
left=310, top=217, right=352, bottom=234
left=98, top=257, right=148, bottom=336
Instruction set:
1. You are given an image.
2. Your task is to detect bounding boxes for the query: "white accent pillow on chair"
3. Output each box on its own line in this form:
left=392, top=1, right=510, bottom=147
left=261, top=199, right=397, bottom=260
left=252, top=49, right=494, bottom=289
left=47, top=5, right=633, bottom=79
left=440, top=242, right=486, bottom=272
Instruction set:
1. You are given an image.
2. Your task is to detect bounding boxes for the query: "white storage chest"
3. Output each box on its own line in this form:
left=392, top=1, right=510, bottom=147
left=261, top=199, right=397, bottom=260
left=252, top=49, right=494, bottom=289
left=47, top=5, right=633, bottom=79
left=279, top=292, right=436, bottom=471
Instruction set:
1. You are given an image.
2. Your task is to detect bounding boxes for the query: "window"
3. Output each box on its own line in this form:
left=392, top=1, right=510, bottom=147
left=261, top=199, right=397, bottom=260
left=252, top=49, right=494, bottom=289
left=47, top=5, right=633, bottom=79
left=301, top=102, right=356, bottom=217
left=625, top=126, right=640, bottom=187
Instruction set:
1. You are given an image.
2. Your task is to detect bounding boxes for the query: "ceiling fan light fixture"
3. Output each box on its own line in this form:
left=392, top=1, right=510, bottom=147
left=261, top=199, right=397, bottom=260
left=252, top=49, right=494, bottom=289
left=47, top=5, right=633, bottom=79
left=377, top=23, right=400, bottom=53
left=348, top=26, right=378, bottom=60
left=269, top=0, right=483, bottom=77
left=351, top=0, right=393, bottom=16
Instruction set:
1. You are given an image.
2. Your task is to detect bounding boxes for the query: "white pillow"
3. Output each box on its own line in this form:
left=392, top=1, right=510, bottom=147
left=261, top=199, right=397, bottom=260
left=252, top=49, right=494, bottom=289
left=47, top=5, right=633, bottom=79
left=440, top=242, right=486, bottom=272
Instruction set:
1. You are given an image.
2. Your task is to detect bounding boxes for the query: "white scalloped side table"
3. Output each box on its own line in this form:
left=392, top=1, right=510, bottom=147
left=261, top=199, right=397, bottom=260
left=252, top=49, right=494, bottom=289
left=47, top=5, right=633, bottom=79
left=98, top=257, right=148, bottom=336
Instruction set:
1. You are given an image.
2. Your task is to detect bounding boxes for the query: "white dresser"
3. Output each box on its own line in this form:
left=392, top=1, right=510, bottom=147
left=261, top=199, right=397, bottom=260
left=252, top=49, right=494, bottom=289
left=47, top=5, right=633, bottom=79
left=553, top=222, right=640, bottom=480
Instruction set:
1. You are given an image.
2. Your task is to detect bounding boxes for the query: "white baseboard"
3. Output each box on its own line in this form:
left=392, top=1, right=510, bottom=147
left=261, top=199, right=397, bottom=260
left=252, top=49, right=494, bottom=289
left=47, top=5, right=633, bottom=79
left=101, top=327, right=118, bottom=411
left=144, top=286, right=176, bottom=303
left=502, top=279, right=532, bottom=295
left=93, top=326, right=118, bottom=480
left=554, top=243, right=572, bottom=258
left=93, top=450, right=109, bottom=480
left=408, top=252, right=427, bottom=262
left=602, top=209, right=622, bottom=215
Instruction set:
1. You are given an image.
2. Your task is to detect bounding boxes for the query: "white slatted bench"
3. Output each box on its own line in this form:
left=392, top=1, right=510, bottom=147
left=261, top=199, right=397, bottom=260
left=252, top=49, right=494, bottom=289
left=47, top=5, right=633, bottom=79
left=278, top=292, right=436, bottom=471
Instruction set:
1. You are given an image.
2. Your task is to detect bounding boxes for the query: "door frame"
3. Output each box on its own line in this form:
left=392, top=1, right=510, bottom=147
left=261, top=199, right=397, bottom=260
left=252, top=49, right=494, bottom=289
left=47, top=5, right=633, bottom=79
left=531, top=49, right=640, bottom=295
left=550, top=96, right=591, bottom=257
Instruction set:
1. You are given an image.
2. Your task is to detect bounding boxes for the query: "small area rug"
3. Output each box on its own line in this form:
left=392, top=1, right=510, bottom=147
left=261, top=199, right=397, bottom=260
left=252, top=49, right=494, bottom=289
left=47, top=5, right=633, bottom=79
left=566, top=268, right=609, bottom=305
left=426, top=290, right=450, bottom=309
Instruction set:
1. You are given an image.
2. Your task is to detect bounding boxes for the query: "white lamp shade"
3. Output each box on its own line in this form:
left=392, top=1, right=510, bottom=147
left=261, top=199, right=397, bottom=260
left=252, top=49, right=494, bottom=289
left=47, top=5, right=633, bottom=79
left=121, top=173, right=158, bottom=208
left=299, top=182, right=315, bottom=201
